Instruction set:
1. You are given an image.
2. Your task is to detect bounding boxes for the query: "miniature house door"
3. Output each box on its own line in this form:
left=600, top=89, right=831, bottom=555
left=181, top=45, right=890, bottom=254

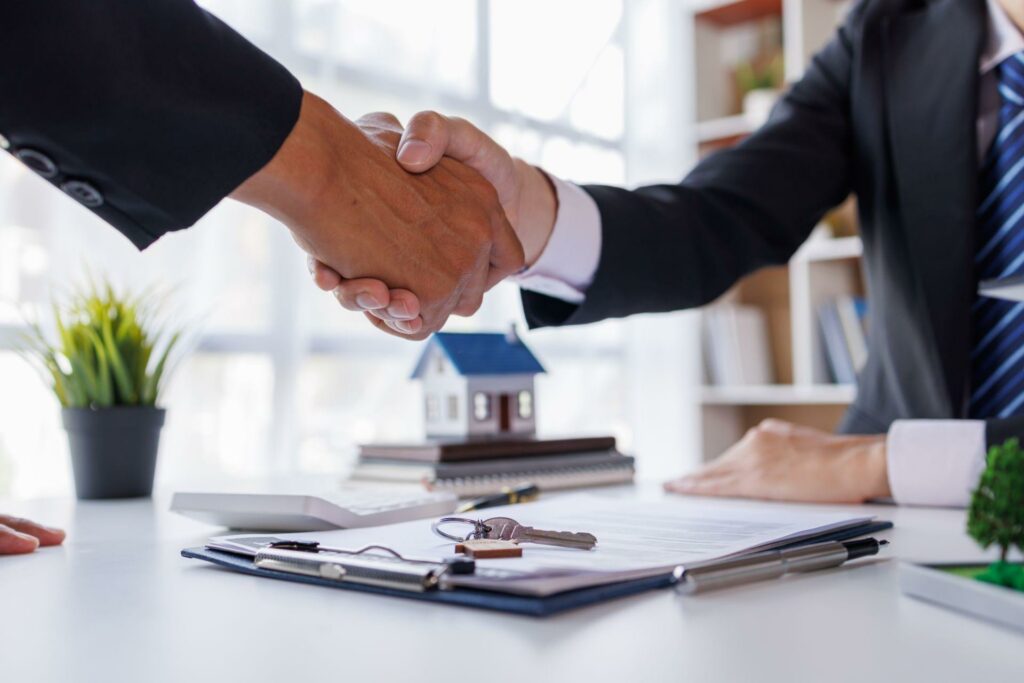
left=498, top=394, right=512, bottom=432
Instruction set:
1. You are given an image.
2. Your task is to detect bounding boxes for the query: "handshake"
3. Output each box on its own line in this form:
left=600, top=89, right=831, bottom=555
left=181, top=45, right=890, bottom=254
left=232, top=92, right=559, bottom=340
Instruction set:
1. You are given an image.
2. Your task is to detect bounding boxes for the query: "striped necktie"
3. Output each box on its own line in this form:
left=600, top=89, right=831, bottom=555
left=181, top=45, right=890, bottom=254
left=970, top=53, right=1024, bottom=419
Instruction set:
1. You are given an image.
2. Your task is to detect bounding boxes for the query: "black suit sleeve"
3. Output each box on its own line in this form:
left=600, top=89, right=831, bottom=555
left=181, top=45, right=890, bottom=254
left=522, top=3, right=864, bottom=328
left=0, top=0, right=303, bottom=249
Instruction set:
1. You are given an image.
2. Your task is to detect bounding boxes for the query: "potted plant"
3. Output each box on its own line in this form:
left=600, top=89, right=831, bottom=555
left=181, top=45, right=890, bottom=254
left=22, top=282, right=182, bottom=499
left=735, top=53, right=785, bottom=125
left=967, top=437, right=1024, bottom=591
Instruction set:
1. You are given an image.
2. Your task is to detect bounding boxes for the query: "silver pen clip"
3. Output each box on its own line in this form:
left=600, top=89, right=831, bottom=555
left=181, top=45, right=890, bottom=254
left=253, top=542, right=471, bottom=593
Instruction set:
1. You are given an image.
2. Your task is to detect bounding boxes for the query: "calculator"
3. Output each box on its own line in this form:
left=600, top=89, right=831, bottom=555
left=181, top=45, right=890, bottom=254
left=170, top=488, right=458, bottom=532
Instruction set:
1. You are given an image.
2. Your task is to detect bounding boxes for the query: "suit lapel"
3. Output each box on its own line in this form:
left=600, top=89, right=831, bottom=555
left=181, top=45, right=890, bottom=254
left=883, top=0, right=986, bottom=414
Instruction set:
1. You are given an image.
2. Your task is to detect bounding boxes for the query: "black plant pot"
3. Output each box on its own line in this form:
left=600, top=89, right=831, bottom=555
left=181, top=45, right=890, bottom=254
left=61, top=406, right=166, bottom=500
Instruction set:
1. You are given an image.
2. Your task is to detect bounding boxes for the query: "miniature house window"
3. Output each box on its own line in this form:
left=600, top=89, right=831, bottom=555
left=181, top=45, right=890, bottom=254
left=517, top=390, right=533, bottom=419
left=425, top=395, right=440, bottom=421
left=447, top=395, right=459, bottom=420
left=473, top=392, right=491, bottom=421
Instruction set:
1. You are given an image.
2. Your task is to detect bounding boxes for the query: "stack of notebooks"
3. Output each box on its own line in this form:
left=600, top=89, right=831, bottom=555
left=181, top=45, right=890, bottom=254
left=352, top=436, right=634, bottom=496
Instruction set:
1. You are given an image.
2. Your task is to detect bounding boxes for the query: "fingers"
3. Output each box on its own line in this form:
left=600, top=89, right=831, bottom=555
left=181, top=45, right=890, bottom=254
left=0, top=515, right=65, bottom=554
left=453, top=258, right=488, bottom=317
left=0, top=524, right=39, bottom=554
left=308, top=256, right=342, bottom=291
left=363, top=312, right=432, bottom=341
left=331, top=277, right=391, bottom=313
left=355, top=111, right=402, bottom=133
left=486, top=208, right=526, bottom=288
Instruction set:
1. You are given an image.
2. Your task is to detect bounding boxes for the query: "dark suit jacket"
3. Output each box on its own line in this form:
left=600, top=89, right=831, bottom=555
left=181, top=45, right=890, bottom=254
left=522, top=0, right=1022, bottom=447
left=0, top=1, right=302, bottom=250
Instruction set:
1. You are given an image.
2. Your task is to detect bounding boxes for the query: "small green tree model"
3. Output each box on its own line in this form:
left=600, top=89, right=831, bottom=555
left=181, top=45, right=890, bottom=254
left=967, top=437, right=1024, bottom=590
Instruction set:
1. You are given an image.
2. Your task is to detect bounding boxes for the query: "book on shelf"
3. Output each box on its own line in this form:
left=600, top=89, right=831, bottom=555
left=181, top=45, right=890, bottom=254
left=354, top=436, right=633, bottom=497
left=819, top=296, right=868, bottom=385
left=702, top=304, right=775, bottom=386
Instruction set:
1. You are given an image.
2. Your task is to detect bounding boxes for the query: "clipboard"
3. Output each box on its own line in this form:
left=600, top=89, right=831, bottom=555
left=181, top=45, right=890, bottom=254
left=181, top=520, right=892, bottom=617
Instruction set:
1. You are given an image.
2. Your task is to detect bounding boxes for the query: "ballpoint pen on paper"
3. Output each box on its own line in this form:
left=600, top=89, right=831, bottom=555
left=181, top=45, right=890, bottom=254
left=672, top=537, right=889, bottom=594
left=456, top=484, right=540, bottom=513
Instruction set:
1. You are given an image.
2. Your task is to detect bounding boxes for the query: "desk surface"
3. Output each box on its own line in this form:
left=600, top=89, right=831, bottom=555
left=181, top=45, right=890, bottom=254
left=1, top=488, right=1020, bottom=682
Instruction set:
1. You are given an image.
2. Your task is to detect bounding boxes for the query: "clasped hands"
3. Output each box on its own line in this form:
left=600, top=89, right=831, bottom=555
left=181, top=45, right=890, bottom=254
left=232, top=91, right=557, bottom=340
left=232, top=92, right=893, bottom=507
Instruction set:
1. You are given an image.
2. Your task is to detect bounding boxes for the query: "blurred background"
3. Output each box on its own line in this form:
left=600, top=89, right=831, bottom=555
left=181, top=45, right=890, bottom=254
left=0, top=0, right=859, bottom=498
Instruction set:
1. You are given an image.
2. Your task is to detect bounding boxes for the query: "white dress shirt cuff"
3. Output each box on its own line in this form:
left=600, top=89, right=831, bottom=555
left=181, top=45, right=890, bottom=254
left=513, top=176, right=602, bottom=304
left=886, top=419, right=987, bottom=507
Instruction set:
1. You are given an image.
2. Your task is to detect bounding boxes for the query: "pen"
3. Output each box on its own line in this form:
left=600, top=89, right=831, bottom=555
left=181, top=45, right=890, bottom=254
left=672, top=537, right=889, bottom=594
left=456, top=484, right=540, bottom=513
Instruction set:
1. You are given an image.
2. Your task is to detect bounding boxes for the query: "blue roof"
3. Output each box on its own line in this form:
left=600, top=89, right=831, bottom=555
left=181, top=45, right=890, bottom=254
left=411, top=332, right=545, bottom=378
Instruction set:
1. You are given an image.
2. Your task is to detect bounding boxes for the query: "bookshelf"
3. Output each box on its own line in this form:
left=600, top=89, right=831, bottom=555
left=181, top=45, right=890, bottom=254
left=686, top=0, right=859, bottom=461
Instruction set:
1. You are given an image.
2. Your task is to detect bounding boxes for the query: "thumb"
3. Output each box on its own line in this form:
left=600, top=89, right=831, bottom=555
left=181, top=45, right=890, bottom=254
left=399, top=112, right=518, bottom=209
left=396, top=110, right=451, bottom=172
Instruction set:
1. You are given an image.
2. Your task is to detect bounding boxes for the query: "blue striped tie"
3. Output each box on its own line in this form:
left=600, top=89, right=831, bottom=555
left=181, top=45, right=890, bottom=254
left=970, top=53, right=1024, bottom=419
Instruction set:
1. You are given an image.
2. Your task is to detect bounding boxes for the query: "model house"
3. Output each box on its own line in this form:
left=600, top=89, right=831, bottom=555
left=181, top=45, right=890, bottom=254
left=410, top=329, right=545, bottom=438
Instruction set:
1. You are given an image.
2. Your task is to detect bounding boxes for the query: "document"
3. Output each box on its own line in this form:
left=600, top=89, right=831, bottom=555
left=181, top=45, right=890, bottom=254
left=217, top=495, right=875, bottom=597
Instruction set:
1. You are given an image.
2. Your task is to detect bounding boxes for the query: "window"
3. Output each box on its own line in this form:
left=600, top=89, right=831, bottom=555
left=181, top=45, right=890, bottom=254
left=425, top=395, right=440, bottom=422
left=517, top=390, right=533, bottom=419
left=473, top=392, right=491, bottom=421
left=435, top=354, right=445, bottom=374
left=447, top=395, right=459, bottom=420
left=0, top=0, right=659, bottom=497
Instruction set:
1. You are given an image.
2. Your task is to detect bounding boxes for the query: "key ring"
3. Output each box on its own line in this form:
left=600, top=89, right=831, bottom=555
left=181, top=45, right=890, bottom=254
left=431, top=516, right=490, bottom=542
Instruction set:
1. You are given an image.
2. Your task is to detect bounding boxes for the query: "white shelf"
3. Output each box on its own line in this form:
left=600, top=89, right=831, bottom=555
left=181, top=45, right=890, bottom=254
left=700, top=384, right=856, bottom=405
left=695, top=115, right=757, bottom=143
left=793, top=235, right=862, bottom=263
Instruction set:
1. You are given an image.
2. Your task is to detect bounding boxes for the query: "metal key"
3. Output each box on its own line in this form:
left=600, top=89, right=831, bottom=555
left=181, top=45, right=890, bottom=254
left=478, top=516, right=597, bottom=550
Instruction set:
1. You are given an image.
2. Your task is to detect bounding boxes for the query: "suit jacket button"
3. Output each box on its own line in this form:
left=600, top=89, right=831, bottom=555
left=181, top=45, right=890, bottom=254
left=60, top=179, right=104, bottom=208
left=15, top=148, right=58, bottom=178
left=0, top=133, right=10, bottom=150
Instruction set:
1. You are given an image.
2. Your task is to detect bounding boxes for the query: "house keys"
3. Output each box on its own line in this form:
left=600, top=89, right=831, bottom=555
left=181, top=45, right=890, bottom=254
left=432, top=515, right=598, bottom=551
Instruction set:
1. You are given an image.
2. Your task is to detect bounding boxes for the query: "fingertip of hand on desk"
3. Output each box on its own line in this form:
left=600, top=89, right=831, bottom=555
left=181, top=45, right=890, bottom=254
left=0, top=527, right=41, bottom=554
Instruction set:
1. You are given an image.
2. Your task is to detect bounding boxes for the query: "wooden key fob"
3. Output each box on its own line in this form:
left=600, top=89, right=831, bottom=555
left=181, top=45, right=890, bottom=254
left=455, top=539, right=523, bottom=559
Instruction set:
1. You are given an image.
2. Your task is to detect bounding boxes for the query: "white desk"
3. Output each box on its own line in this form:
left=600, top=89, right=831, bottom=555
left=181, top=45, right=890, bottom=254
left=1, top=488, right=1020, bottom=682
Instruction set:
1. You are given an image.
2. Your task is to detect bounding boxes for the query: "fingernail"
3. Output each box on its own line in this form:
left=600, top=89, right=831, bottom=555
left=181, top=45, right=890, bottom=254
left=394, top=320, right=416, bottom=334
left=388, top=300, right=410, bottom=318
left=397, top=139, right=432, bottom=165
left=356, top=293, right=383, bottom=310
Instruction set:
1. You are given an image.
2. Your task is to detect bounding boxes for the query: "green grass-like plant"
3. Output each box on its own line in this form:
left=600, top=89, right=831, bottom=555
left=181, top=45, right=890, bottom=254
left=21, top=282, right=182, bottom=409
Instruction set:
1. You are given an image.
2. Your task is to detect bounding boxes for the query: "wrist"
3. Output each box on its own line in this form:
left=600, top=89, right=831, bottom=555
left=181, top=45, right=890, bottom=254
left=512, top=159, right=557, bottom=267
left=230, top=91, right=351, bottom=231
left=857, top=436, right=892, bottom=501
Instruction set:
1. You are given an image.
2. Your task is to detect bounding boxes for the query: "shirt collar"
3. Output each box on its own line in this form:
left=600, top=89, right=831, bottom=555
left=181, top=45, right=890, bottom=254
left=982, top=0, right=1024, bottom=75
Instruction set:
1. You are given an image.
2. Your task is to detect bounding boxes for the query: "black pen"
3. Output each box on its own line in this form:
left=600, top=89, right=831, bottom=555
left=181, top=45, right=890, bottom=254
left=673, top=537, right=889, bottom=594
left=456, top=484, right=540, bottom=513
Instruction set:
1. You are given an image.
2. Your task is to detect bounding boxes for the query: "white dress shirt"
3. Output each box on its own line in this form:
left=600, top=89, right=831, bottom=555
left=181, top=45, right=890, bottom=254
left=514, top=0, right=1022, bottom=507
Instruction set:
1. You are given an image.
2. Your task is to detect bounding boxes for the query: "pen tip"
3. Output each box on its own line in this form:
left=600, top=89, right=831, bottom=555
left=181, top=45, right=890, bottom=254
left=878, top=539, right=890, bottom=546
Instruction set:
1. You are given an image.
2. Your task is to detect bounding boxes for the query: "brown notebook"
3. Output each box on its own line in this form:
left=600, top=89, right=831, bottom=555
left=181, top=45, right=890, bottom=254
left=358, top=436, right=617, bottom=463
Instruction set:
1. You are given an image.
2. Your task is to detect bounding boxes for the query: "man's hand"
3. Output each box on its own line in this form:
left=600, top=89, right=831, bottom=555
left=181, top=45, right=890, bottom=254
left=664, top=419, right=892, bottom=504
left=232, top=94, right=524, bottom=340
left=309, top=111, right=559, bottom=337
left=0, top=515, right=65, bottom=555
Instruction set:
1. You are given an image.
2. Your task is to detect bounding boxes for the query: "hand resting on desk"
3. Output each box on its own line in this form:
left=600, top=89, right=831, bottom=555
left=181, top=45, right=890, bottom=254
left=665, top=419, right=892, bottom=504
left=0, top=514, right=65, bottom=555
